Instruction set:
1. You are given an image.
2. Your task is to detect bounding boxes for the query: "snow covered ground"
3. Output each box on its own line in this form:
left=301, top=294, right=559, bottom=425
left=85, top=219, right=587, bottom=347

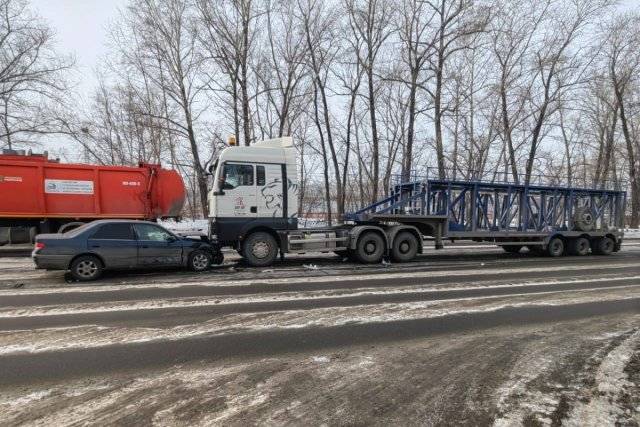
left=0, top=246, right=639, bottom=425
left=625, top=229, right=640, bottom=238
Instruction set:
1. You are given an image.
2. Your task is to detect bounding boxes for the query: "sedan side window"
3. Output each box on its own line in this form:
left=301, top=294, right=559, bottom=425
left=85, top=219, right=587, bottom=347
left=223, top=164, right=253, bottom=189
left=134, top=224, right=174, bottom=241
left=91, top=223, right=135, bottom=240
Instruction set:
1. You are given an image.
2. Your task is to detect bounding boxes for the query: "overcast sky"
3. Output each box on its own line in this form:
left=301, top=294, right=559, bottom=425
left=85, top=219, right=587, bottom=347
left=31, top=0, right=640, bottom=105
left=32, top=0, right=128, bottom=101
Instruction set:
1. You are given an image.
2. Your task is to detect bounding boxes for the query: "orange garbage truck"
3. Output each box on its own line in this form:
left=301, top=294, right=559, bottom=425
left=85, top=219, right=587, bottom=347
left=0, top=149, right=186, bottom=244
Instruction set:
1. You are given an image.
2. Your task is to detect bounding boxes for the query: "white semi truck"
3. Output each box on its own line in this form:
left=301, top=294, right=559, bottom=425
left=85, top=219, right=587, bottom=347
left=205, top=137, right=625, bottom=267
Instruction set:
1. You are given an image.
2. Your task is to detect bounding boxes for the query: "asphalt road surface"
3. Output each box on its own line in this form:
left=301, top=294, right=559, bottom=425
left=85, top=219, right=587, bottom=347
left=0, top=243, right=639, bottom=426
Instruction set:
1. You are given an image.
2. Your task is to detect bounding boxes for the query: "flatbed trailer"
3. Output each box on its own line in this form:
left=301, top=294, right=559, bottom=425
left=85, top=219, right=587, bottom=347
left=205, top=137, right=625, bottom=267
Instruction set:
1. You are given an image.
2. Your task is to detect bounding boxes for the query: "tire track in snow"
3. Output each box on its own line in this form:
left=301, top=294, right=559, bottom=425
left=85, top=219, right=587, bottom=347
left=1, top=261, right=639, bottom=308
left=1, top=297, right=639, bottom=387
left=1, top=275, right=639, bottom=330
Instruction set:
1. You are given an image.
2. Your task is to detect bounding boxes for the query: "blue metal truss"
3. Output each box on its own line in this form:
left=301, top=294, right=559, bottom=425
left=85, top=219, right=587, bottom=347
left=345, top=178, right=626, bottom=234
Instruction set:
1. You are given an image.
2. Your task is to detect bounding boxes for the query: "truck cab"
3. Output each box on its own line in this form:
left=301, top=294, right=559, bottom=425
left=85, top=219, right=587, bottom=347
left=208, top=137, right=301, bottom=263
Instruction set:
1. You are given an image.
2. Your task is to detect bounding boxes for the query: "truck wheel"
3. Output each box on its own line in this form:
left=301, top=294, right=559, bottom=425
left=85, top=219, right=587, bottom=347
left=70, top=255, right=103, bottom=281
left=568, top=237, right=590, bottom=256
left=391, top=232, right=418, bottom=262
left=501, top=245, right=522, bottom=254
left=355, top=232, right=385, bottom=264
left=243, top=232, right=278, bottom=267
left=188, top=250, right=212, bottom=271
left=547, top=237, right=565, bottom=257
left=592, top=237, right=614, bottom=255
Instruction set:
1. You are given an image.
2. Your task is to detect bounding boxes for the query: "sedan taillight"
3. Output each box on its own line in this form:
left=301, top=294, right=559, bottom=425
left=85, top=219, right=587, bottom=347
left=34, top=242, right=45, bottom=250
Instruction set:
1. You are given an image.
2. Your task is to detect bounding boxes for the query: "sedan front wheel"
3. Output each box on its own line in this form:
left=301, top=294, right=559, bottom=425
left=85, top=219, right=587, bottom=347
left=189, top=250, right=212, bottom=272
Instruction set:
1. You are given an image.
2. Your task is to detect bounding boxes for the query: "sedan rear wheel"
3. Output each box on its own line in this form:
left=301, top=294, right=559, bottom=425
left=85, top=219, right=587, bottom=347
left=70, top=255, right=103, bottom=281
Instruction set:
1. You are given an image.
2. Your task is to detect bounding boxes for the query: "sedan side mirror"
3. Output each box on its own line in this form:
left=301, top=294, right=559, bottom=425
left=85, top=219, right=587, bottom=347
left=166, top=235, right=177, bottom=243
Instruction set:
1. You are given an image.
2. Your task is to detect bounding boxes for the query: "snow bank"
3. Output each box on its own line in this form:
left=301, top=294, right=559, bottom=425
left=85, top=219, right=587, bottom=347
left=624, top=229, right=640, bottom=238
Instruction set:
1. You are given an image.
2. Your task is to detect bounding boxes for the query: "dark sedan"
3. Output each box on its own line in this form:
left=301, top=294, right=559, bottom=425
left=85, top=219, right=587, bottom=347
left=32, top=220, right=222, bottom=281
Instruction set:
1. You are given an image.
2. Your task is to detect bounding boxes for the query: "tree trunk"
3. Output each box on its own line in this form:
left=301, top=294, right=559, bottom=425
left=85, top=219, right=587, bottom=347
left=500, top=80, right=519, bottom=184
left=614, top=82, right=638, bottom=227
left=179, top=83, right=208, bottom=217
left=403, top=76, right=417, bottom=182
left=367, top=67, right=380, bottom=203
left=312, top=83, right=332, bottom=226
left=434, top=62, right=445, bottom=179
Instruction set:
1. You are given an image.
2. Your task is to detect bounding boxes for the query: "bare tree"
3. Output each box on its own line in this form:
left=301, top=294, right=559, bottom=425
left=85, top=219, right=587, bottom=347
left=0, top=0, right=73, bottom=149
left=197, top=0, right=259, bottom=146
left=297, top=0, right=345, bottom=221
left=120, top=0, right=210, bottom=215
left=522, top=0, right=613, bottom=184
left=425, top=0, right=488, bottom=179
left=345, top=0, right=393, bottom=201
left=602, top=12, right=640, bottom=227
left=393, top=0, right=435, bottom=181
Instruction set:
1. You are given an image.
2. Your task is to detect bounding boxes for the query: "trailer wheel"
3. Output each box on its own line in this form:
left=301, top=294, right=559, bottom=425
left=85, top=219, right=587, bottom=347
left=568, top=237, right=590, bottom=256
left=70, top=255, right=103, bottom=281
left=391, top=232, right=419, bottom=262
left=501, top=245, right=522, bottom=254
left=355, top=232, right=385, bottom=264
left=592, top=237, right=614, bottom=256
left=547, top=237, right=565, bottom=257
left=243, top=232, right=278, bottom=267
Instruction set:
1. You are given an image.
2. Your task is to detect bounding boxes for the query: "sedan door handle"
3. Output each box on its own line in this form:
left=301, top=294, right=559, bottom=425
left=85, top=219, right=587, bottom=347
left=142, top=245, right=149, bottom=248
left=91, top=245, right=100, bottom=248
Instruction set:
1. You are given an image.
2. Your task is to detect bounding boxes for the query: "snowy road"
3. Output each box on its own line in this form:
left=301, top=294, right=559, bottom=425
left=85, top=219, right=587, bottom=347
left=0, top=244, right=639, bottom=425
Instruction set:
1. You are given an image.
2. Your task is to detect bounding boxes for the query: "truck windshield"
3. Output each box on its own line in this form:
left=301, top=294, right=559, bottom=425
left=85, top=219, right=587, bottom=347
left=223, top=164, right=254, bottom=189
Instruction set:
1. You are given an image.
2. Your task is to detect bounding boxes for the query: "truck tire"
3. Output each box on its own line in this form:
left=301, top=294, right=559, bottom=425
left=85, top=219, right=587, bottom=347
left=568, top=237, right=590, bottom=256
left=242, top=232, right=278, bottom=267
left=501, top=245, right=522, bottom=254
left=355, top=231, right=385, bottom=264
left=592, top=237, right=614, bottom=256
left=188, top=250, right=212, bottom=271
left=70, top=255, right=103, bottom=281
left=547, top=237, right=565, bottom=257
left=391, top=231, right=418, bottom=262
